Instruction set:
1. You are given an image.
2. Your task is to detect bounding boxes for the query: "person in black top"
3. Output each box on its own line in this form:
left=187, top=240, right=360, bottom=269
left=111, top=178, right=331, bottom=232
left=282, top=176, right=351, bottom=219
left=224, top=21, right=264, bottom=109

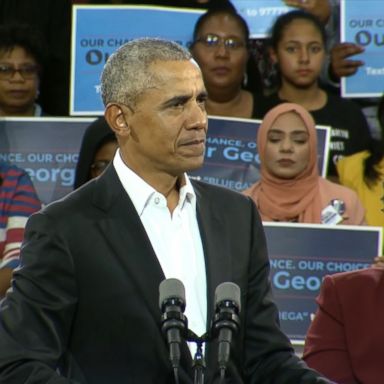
left=259, top=10, right=371, bottom=180
left=190, top=7, right=264, bottom=119
left=74, top=116, right=118, bottom=189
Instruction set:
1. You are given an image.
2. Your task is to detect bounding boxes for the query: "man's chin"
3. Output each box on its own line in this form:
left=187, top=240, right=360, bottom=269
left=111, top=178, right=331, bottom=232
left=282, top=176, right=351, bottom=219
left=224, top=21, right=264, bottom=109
left=184, top=158, right=205, bottom=173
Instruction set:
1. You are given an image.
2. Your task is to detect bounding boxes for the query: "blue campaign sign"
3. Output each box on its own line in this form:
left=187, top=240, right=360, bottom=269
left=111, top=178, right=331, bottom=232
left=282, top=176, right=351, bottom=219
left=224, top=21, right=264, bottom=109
left=231, top=0, right=293, bottom=38
left=264, top=222, right=383, bottom=343
left=341, top=0, right=384, bottom=97
left=0, top=116, right=330, bottom=204
left=190, top=116, right=330, bottom=191
left=0, top=118, right=92, bottom=205
left=71, top=6, right=203, bottom=115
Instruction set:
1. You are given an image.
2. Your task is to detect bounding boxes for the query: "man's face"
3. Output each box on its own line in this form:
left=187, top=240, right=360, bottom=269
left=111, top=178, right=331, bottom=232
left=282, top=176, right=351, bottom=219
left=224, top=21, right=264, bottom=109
left=121, top=60, right=208, bottom=178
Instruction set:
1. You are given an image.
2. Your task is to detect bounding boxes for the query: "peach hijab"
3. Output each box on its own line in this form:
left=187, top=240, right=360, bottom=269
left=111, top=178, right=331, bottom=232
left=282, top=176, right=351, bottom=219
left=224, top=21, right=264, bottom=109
left=244, top=103, right=323, bottom=223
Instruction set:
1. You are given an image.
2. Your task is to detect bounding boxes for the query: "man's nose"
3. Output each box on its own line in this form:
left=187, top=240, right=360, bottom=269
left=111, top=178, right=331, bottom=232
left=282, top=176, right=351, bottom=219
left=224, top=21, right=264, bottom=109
left=187, top=102, right=207, bottom=130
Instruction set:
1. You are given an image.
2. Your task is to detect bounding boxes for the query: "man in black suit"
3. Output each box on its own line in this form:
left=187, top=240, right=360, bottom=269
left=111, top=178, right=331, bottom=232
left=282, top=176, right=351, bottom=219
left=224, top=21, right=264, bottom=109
left=0, top=38, right=331, bottom=383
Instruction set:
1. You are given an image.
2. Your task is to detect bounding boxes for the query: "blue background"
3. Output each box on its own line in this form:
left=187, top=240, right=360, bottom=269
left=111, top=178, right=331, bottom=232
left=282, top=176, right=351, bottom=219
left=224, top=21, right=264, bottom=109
left=71, top=6, right=203, bottom=115
left=341, top=0, right=384, bottom=97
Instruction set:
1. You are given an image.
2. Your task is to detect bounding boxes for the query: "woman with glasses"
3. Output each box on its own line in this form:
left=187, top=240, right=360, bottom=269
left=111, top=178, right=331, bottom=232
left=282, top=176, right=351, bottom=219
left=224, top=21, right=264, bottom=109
left=190, top=7, right=264, bottom=119
left=0, top=23, right=47, bottom=117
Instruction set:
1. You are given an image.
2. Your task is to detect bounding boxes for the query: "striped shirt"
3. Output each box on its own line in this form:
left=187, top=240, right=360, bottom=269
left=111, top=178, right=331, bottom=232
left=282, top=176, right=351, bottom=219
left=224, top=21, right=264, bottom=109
left=0, top=163, right=41, bottom=269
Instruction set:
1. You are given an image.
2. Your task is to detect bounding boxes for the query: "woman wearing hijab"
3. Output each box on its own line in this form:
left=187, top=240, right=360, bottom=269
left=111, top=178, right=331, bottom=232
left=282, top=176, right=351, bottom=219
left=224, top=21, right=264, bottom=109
left=243, top=103, right=365, bottom=225
left=260, top=10, right=371, bottom=181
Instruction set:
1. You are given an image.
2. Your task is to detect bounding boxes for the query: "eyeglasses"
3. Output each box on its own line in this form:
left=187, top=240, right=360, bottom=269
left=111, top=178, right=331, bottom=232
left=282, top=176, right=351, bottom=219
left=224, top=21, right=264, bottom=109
left=90, top=160, right=110, bottom=176
left=194, top=34, right=247, bottom=51
left=0, top=64, right=39, bottom=80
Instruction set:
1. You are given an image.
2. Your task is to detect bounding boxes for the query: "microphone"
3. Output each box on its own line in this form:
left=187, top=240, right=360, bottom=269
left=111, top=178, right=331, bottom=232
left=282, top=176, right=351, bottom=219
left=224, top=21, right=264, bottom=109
left=159, top=278, right=188, bottom=384
left=211, top=282, right=241, bottom=381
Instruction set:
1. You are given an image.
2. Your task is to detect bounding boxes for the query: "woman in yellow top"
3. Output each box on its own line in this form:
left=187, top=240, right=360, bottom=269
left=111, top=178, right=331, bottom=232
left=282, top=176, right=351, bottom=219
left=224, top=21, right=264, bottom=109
left=337, top=95, right=384, bottom=228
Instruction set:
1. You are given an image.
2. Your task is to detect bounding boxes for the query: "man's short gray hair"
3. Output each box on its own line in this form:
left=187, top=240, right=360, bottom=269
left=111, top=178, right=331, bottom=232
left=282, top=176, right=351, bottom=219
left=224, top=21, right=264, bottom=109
left=100, top=38, right=192, bottom=107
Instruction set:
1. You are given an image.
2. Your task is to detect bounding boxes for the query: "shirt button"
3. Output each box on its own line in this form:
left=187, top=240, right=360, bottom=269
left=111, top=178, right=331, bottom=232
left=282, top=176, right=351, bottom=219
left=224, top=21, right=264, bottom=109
left=154, top=197, right=160, bottom=204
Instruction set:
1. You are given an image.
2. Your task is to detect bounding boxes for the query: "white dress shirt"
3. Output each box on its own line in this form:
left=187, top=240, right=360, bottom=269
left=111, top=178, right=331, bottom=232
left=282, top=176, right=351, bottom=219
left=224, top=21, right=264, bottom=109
left=113, top=150, right=207, bottom=353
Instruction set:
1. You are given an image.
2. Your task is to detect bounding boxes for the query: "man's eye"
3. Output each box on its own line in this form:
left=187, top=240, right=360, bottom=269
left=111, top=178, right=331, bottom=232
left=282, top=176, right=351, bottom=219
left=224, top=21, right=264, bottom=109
left=197, top=96, right=207, bottom=105
left=168, top=101, right=185, bottom=110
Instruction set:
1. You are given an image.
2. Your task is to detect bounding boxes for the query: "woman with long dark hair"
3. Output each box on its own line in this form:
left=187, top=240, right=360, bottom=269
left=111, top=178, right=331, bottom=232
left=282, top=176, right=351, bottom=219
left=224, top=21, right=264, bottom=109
left=261, top=10, right=372, bottom=180
left=337, top=94, right=384, bottom=228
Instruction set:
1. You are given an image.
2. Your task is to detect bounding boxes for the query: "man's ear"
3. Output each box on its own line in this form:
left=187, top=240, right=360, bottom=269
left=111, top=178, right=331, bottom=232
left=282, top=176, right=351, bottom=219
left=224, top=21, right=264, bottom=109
left=104, top=103, right=131, bottom=137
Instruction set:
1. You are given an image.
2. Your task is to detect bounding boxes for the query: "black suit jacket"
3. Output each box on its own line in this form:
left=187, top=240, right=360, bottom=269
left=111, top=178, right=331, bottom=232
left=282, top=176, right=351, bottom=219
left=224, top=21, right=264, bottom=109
left=0, top=166, right=330, bottom=383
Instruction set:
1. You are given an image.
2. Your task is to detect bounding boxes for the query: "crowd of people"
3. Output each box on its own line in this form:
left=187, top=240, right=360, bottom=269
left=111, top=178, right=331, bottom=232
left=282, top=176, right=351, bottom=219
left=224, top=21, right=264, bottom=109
left=0, top=1, right=382, bottom=383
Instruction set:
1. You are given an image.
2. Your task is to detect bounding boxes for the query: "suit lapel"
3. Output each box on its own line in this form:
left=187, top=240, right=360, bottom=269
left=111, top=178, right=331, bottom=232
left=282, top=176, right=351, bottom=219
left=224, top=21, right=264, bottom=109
left=194, top=182, right=238, bottom=381
left=92, top=170, right=233, bottom=380
left=93, top=166, right=164, bottom=323
left=92, top=167, right=194, bottom=380
left=193, top=182, right=232, bottom=329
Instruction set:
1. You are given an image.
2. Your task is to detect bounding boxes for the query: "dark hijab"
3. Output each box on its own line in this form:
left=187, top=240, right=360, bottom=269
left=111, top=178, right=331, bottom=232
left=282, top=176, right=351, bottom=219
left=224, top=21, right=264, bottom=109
left=74, top=116, right=116, bottom=189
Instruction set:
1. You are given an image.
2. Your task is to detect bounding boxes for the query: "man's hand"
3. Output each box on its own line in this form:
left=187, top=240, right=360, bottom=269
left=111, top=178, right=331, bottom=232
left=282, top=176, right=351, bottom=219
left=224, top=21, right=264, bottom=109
left=283, top=0, right=331, bottom=24
left=330, top=42, right=365, bottom=81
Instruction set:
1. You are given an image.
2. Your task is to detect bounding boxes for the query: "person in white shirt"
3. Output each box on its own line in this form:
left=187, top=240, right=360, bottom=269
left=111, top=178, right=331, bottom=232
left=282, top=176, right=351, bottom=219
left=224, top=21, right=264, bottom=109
left=0, top=37, right=333, bottom=384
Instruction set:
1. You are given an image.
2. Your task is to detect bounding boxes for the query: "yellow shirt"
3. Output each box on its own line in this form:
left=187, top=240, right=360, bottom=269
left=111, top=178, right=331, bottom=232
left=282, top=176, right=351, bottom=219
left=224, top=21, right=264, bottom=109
left=337, top=151, right=384, bottom=228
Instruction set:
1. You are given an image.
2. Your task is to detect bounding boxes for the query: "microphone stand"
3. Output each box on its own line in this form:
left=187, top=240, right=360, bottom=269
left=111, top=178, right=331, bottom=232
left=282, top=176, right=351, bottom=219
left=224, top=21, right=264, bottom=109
left=193, top=339, right=205, bottom=384
left=187, top=330, right=207, bottom=384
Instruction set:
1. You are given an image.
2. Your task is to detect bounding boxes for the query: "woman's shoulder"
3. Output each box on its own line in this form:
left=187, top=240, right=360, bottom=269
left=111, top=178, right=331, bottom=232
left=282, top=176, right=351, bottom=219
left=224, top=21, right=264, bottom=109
left=319, top=177, right=366, bottom=224
left=242, top=181, right=261, bottom=199
left=319, top=177, right=360, bottom=201
left=323, top=268, right=384, bottom=297
left=325, top=93, right=365, bottom=114
left=336, top=151, right=369, bottom=181
left=0, top=162, right=29, bottom=178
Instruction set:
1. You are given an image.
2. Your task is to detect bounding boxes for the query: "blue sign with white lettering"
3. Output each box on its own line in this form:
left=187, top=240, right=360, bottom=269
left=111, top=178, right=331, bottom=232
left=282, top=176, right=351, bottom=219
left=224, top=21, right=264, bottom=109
left=0, top=118, right=92, bottom=205
left=71, top=6, right=203, bottom=115
left=231, top=0, right=293, bottom=38
left=341, top=0, right=384, bottom=97
left=265, top=222, right=382, bottom=342
left=0, top=117, right=330, bottom=204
